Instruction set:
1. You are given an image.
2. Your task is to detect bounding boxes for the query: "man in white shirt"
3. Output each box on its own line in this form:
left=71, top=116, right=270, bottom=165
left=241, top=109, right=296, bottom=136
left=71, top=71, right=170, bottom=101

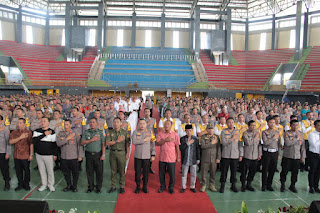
left=307, top=120, right=320, bottom=193
left=178, top=114, right=198, bottom=138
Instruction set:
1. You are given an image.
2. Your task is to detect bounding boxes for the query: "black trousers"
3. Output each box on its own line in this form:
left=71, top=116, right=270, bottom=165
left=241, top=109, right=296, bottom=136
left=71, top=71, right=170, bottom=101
left=61, top=159, right=79, bottom=188
left=14, top=159, right=30, bottom=187
left=85, top=151, right=103, bottom=190
left=220, top=158, right=238, bottom=184
left=280, top=157, right=300, bottom=185
left=240, top=158, right=258, bottom=183
left=308, top=152, right=320, bottom=189
left=55, top=147, right=61, bottom=167
left=159, top=161, right=175, bottom=190
left=262, top=151, right=278, bottom=187
left=304, top=140, right=311, bottom=170
left=134, top=158, right=150, bottom=187
left=0, top=153, right=10, bottom=182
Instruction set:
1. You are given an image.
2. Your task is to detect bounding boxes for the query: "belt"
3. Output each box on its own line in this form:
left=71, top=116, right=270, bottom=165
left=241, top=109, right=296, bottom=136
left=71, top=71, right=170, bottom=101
left=263, top=148, right=278, bottom=153
left=86, top=151, right=101, bottom=155
left=111, top=149, right=125, bottom=152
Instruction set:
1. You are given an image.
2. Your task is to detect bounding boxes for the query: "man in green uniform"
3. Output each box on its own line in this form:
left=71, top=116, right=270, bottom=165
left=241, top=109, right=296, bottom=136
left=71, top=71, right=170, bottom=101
left=106, top=117, right=130, bottom=194
left=81, top=117, right=106, bottom=194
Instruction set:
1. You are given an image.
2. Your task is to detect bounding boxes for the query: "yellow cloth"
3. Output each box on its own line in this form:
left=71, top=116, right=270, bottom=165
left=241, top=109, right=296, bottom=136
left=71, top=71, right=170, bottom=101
left=255, top=120, right=267, bottom=137
left=235, top=122, right=248, bottom=141
left=302, top=120, right=315, bottom=140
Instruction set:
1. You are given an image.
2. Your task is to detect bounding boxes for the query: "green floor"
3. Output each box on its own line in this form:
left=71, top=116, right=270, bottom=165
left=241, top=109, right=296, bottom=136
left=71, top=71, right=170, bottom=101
left=205, top=169, right=316, bottom=212
left=0, top=151, right=118, bottom=213
left=0, top=152, right=318, bottom=213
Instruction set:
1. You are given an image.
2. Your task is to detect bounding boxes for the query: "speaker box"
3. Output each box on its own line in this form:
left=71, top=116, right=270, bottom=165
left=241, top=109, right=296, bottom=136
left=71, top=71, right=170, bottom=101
left=310, top=200, right=320, bottom=213
left=0, top=200, right=49, bottom=213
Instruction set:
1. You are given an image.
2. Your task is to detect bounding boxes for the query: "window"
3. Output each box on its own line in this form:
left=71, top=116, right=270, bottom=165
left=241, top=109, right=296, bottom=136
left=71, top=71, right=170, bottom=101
left=145, top=30, right=152, bottom=47
left=61, top=29, right=65, bottom=46
left=117, top=29, right=123, bottom=47
left=26, top=25, right=33, bottom=44
left=88, top=29, right=96, bottom=46
left=173, top=31, right=179, bottom=48
left=0, top=21, right=2, bottom=40
left=290, top=29, right=295, bottom=48
left=260, top=32, right=266, bottom=50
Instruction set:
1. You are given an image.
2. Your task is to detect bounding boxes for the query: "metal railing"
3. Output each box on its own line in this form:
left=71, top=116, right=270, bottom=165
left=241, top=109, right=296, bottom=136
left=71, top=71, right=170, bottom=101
left=88, top=56, right=100, bottom=78
left=101, top=53, right=195, bottom=61
left=0, top=78, right=88, bottom=87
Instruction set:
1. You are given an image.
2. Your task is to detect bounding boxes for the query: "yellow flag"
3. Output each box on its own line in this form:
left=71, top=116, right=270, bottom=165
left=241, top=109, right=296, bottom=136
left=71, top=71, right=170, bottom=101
left=5, top=116, right=10, bottom=126
left=82, top=117, right=86, bottom=125
left=62, top=120, right=65, bottom=129
left=104, top=120, right=108, bottom=129
left=25, top=117, right=30, bottom=127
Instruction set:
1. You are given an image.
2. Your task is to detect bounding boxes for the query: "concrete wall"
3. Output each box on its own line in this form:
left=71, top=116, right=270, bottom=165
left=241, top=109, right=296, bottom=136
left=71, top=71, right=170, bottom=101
left=106, top=29, right=117, bottom=46
left=49, top=28, right=64, bottom=46
left=248, top=33, right=260, bottom=51
left=22, top=24, right=45, bottom=45
left=1, top=20, right=15, bottom=41
left=309, top=26, right=320, bottom=46
left=33, top=26, right=45, bottom=45
left=278, top=30, right=291, bottom=49
left=232, top=33, right=245, bottom=51
left=136, top=29, right=146, bottom=47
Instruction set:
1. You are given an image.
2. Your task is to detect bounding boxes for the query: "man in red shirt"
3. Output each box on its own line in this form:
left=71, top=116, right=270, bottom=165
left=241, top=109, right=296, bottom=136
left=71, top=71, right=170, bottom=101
left=218, top=107, right=230, bottom=120
left=156, top=120, right=180, bottom=194
left=9, top=118, right=33, bottom=191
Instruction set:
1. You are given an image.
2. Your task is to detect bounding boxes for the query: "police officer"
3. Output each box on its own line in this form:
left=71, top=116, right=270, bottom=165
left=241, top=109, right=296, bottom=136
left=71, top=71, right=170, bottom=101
left=280, top=120, right=305, bottom=193
left=30, top=110, right=43, bottom=132
left=0, top=115, right=11, bottom=191
left=144, top=108, right=157, bottom=174
left=93, top=110, right=108, bottom=133
left=57, top=119, right=84, bottom=193
left=105, top=103, right=117, bottom=130
left=219, top=118, right=241, bottom=193
left=118, top=111, right=131, bottom=133
left=240, top=120, right=262, bottom=192
left=261, top=117, right=281, bottom=191
left=71, top=107, right=85, bottom=136
left=50, top=110, right=64, bottom=171
left=106, top=117, right=130, bottom=194
left=200, top=123, right=221, bottom=192
left=81, top=117, right=106, bottom=194
left=9, top=108, right=26, bottom=131
left=49, top=110, right=64, bottom=136
left=132, top=119, right=156, bottom=194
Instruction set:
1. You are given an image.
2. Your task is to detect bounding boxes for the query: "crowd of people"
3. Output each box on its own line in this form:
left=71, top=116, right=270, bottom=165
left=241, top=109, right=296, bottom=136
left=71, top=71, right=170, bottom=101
left=0, top=94, right=319, bottom=195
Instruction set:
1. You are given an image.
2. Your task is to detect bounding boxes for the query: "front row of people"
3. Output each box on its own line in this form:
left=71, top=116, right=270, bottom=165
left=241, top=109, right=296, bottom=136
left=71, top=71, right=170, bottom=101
left=0, top=114, right=319, bottom=194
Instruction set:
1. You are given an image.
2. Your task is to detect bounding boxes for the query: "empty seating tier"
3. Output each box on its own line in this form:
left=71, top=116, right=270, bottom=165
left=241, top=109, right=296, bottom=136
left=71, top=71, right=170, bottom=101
left=300, top=63, right=320, bottom=92
left=101, top=48, right=196, bottom=88
left=102, top=60, right=195, bottom=88
left=0, top=41, right=96, bottom=86
left=200, top=50, right=278, bottom=90
left=231, top=49, right=294, bottom=66
left=0, top=40, right=63, bottom=60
